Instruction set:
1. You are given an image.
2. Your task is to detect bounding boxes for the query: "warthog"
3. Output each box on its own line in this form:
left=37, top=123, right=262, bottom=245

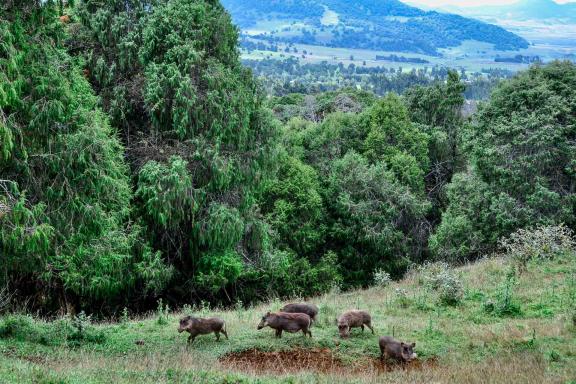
left=279, top=303, right=319, bottom=322
left=337, top=310, right=374, bottom=338
left=379, top=336, right=417, bottom=362
left=177, top=316, right=228, bottom=345
left=257, top=312, right=312, bottom=338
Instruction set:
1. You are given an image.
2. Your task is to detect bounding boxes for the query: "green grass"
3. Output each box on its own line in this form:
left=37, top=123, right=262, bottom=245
left=1, top=255, right=575, bottom=383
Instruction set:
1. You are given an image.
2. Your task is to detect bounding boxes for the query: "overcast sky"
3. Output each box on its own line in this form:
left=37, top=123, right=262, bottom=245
left=407, top=0, right=575, bottom=6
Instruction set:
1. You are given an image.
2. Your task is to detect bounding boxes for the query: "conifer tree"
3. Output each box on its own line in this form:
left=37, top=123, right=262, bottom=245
left=0, top=0, right=171, bottom=311
left=75, top=0, right=278, bottom=301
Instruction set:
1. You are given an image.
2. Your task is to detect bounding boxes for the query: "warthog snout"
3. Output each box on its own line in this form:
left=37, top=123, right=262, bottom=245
left=338, top=325, right=349, bottom=338
left=178, top=318, right=192, bottom=333
left=257, top=318, right=267, bottom=330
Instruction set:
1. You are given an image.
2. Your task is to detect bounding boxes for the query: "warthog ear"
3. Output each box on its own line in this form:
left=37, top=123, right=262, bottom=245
left=265, top=311, right=271, bottom=316
left=400, top=342, right=406, bottom=347
left=411, top=342, right=416, bottom=348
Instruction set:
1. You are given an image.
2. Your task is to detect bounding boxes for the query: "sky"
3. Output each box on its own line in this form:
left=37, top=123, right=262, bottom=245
left=407, top=0, right=576, bottom=6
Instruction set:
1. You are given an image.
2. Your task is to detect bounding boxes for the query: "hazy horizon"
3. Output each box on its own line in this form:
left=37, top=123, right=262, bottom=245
left=406, top=0, right=576, bottom=7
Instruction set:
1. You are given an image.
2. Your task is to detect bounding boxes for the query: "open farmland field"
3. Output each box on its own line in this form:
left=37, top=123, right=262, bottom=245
left=241, top=37, right=576, bottom=73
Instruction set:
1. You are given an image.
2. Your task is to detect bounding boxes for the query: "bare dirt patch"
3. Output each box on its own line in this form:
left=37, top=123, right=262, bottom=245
left=220, top=348, right=343, bottom=374
left=220, top=348, right=439, bottom=375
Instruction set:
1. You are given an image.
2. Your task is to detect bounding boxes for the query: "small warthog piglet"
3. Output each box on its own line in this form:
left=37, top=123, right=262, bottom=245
left=337, top=310, right=374, bottom=338
left=379, top=336, right=417, bottom=362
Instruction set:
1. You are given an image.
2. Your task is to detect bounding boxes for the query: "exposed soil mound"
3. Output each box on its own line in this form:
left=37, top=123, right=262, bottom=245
left=220, top=348, right=343, bottom=374
left=220, top=348, right=439, bottom=375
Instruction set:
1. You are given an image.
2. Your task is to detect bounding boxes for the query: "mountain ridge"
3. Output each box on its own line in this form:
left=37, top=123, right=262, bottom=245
left=222, top=0, right=530, bottom=55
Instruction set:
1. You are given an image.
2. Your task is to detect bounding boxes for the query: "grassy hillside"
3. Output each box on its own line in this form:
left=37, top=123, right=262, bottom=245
left=1, top=253, right=574, bottom=383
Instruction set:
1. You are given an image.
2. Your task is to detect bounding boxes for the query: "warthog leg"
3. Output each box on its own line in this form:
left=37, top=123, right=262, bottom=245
left=366, top=323, right=375, bottom=334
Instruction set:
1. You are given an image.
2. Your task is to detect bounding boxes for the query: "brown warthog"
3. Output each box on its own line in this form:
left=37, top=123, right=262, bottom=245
left=177, top=316, right=228, bottom=345
left=257, top=312, right=312, bottom=338
left=279, top=303, right=319, bottom=322
left=337, top=310, right=374, bottom=338
left=379, top=336, right=417, bottom=362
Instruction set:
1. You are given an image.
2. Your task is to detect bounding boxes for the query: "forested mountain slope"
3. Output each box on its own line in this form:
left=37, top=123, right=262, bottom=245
left=221, top=0, right=529, bottom=54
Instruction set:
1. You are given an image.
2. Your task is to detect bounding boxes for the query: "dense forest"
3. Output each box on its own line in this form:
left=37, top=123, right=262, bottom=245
left=1, top=0, right=575, bottom=317
left=242, top=57, right=512, bottom=100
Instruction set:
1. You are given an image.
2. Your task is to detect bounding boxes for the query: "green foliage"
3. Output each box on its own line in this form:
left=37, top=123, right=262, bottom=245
left=74, top=0, right=278, bottom=305
left=195, top=249, right=244, bottom=293
left=434, top=61, right=576, bottom=261
left=4, top=0, right=575, bottom=317
left=0, top=313, right=104, bottom=347
left=327, top=151, right=430, bottom=285
left=405, top=71, right=467, bottom=214
left=364, top=93, right=429, bottom=193
left=69, top=311, right=106, bottom=345
left=240, top=249, right=341, bottom=300
left=156, top=299, right=170, bottom=326
left=429, top=173, right=497, bottom=261
left=373, top=269, right=392, bottom=287
left=136, top=157, right=195, bottom=230
left=0, top=1, right=170, bottom=310
left=483, top=267, right=522, bottom=317
left=262, top=155, right=326, bottom=257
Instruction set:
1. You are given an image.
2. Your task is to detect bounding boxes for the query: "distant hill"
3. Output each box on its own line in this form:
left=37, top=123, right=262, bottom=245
left=440, top=0, right=576, bottom=22
left=221, top=0, right=529, bottom=56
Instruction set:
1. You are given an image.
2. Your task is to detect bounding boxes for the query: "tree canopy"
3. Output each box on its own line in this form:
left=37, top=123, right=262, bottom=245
left=2, top=0, right=575, bottom=314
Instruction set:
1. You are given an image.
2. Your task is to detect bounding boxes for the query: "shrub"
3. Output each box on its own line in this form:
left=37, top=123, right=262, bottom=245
left=373, top=269, right=392, bottom=287
left=484, top=268, right=522, bottom=317
left=120, top=307, right=129, bottom=326
left=395, top=288, right=410, bottom=308
left=156, top=299, right=170, bottom=326
left=413, top=262, right=463, bottom=305
left=68, top=311, right=106, bottom=345
left=437, top=274, right=464, bottom=306
left=499, top=225, right=575, bottom=273
left=0, top=314, right=38, bottom=340
left=0, top=314, right=90, bottom=346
